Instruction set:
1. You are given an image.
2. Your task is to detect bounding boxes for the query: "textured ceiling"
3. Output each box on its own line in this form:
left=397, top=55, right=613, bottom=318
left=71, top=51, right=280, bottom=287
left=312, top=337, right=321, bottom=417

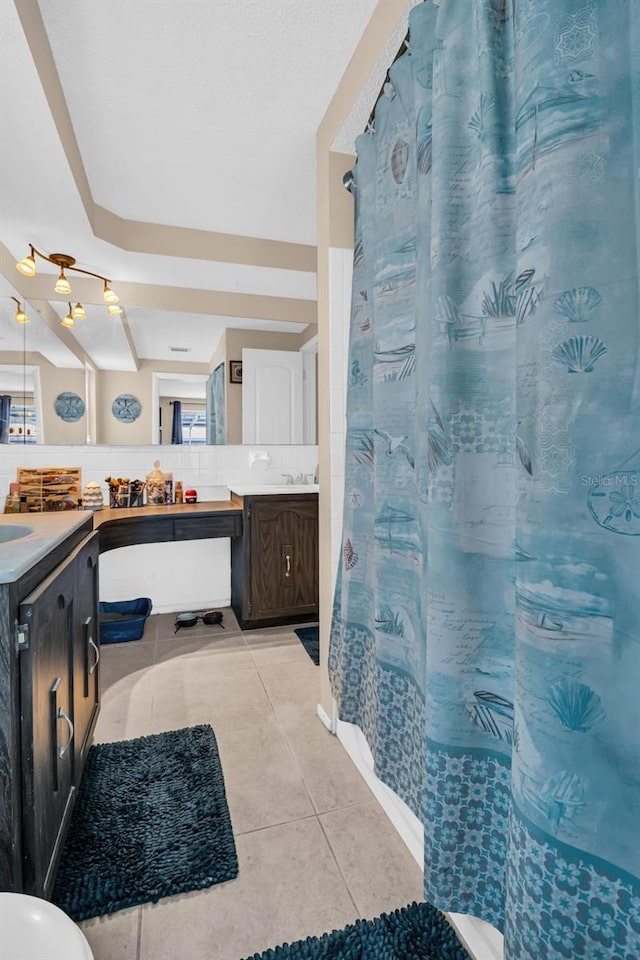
left=40, top=0, right=379, bottom=245
left=0, top=0, right=408, bottom=374
left=333, top=0, right=422, bottom=154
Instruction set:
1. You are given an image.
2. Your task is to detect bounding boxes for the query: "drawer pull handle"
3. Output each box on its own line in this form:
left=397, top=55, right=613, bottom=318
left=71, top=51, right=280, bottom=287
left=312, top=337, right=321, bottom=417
left=285, top=554, right=291, bottom=577
left=88, top=636, right=100, bottom=675
left=57, top=707, right=74, bottom=759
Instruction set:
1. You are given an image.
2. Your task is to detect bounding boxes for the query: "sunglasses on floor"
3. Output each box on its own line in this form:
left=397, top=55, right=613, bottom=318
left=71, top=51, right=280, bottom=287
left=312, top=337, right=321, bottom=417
left=174, top=610, right=225, bottom=633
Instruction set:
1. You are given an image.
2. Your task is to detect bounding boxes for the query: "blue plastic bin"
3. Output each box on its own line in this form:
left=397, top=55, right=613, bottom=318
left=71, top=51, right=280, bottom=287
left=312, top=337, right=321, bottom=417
left=99, top=597, right=153, bottom=644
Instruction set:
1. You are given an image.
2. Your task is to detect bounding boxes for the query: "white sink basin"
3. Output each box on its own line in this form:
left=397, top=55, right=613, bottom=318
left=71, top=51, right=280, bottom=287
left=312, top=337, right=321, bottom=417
left=0, top=523, right=33, bottom=543
left=0, top=512, right=90, bottom=585
left=229, top=484, right=319, bottom=496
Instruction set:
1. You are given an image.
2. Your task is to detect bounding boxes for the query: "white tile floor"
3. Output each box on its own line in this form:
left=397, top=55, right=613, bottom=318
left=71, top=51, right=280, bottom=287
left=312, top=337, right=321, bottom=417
left=79, top=610, right=423, bottom=960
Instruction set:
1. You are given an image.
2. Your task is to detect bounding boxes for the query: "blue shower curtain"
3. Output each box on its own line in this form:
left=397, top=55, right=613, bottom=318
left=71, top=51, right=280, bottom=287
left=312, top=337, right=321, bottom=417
left=206, top=362, right=226, bottom=445
left=330, top=3, right=640, bottom=958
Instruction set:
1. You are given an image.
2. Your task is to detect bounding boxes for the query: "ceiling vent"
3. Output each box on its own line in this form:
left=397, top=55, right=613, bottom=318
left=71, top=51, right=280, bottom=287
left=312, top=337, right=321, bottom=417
left=169, top=346, right=191, bottom=353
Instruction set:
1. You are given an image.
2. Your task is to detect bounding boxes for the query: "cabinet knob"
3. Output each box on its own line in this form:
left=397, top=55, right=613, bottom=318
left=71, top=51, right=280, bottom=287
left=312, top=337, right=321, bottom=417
left=285, top=554, right=291, bottom=577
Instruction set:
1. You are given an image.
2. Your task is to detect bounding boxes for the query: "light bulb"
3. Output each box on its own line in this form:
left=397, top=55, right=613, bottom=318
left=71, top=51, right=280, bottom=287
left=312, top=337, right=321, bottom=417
left=103, top=281, right=119, bottom=304
left=55, top=270, right=72, bottom=295
left=15, top=304, right=29, bottom=324
left=72, top=302, right=86, bottom=320
left=108, top=303, right=122, bottom=315
left=16, top=251, right=36, bottom=277
left=61, top=304, right=74, bottom=328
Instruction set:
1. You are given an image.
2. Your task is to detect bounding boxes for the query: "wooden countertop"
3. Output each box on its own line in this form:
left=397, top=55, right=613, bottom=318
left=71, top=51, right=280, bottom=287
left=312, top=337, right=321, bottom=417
left=92, top=499, right=240, bottom=528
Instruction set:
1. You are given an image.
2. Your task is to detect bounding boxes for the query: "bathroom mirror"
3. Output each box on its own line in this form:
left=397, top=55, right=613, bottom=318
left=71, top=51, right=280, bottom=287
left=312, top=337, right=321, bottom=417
left=0, top=296, right=317, bottom=446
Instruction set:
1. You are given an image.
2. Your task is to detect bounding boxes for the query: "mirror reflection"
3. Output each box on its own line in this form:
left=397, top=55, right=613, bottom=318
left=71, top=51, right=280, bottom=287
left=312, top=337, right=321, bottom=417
left=0, top=296, right=317, bottom=446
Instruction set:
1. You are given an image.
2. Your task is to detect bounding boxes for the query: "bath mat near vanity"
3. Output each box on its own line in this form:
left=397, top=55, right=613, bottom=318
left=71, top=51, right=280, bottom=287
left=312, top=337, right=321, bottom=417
left=294, top=625, right=319, bottom=665
left=242, top=900, right=471, bottom=960
left=53, top=725, right=238, bottom=921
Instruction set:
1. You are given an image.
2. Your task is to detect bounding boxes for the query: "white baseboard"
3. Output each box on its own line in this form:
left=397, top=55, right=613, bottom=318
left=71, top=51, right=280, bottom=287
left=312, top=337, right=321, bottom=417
left=335, top=719, right=504, bottom=960
left=149, top=597, right=230, bottom=615
left=316, top=701, right=336, bottom=733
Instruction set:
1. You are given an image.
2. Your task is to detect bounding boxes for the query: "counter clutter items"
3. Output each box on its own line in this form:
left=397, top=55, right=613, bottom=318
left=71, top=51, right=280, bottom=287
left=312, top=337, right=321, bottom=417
left=16, top=467, right=82, bottom=511
left=145, top=460, right=165, bottom=505
left=104, top=477, right=145, bottom=508
left=82, top=481, right=104, bottom=511
left=103, top=466, right=187, bottom=508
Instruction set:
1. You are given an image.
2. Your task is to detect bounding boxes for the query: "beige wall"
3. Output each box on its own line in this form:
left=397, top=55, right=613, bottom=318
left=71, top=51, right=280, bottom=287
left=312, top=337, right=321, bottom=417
left=3, top=330, right=317, bottom=448
left=224, top=328, right=309, bottom=444
left=210, top=332, right=227, bottom=373
left=96, top=358, right=210, bottom=445
left=97, top=368, right=153, bottom=445
left=1, top=351, right=87, bottom=445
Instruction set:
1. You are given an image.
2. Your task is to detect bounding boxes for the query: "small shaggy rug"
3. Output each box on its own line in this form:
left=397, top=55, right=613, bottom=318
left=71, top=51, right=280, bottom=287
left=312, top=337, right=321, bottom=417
left=242, top=901, right=471, bottom=960
left=53, top=725, right=238, bottom=921
left=294, top=625, right=320, bottom=665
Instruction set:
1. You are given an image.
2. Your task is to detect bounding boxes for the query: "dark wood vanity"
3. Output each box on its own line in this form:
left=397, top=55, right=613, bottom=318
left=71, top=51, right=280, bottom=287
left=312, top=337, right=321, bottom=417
left=0, top=515, right=98, bottom=897
left=94, top=492, right=319, bottom=629
left=231, top=492, right=319, bottom=629
left=0, top=490, right=318, bottom=896
left=94, top=499, right=243, bottom=552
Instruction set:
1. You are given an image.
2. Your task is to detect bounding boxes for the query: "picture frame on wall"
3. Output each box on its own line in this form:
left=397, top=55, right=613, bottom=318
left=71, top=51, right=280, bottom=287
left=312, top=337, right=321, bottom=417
left=229, top=360, right=243, bottom=384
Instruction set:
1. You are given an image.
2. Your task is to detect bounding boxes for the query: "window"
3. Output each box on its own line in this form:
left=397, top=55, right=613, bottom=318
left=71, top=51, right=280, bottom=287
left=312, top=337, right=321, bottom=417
left=9, top=401, right=39, bottom=444
left=182, top=409, right=206, bottom=445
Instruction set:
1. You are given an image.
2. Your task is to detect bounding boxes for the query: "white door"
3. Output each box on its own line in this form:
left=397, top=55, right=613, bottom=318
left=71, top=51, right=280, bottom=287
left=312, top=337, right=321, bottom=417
left=242, top=348, right=303, bottom=444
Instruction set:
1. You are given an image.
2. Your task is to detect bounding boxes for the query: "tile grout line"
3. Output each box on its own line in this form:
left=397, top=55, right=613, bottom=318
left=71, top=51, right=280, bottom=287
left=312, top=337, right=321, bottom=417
left=252, top=649, right=324, bottom=817
left=233, top=809, right=320, bottom=839
left=276, top=714, right=322, bottom=817
left=136, top=906, right=143, bottom=960
left=315, top=814, right=361, bottom=918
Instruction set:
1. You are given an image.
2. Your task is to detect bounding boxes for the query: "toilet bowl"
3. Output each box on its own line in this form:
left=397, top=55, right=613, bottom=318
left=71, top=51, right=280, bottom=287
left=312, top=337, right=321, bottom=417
left=0, top=893, right=94, bottom=960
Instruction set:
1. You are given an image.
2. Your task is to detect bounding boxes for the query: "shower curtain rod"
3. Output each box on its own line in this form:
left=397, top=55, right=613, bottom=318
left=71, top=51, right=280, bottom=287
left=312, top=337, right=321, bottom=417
left=365, top=32, right=409, bottom=131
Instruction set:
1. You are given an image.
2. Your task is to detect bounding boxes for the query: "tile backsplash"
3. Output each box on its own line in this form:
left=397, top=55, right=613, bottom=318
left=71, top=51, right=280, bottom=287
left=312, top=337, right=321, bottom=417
left=0, top=444, right=319, bottom=504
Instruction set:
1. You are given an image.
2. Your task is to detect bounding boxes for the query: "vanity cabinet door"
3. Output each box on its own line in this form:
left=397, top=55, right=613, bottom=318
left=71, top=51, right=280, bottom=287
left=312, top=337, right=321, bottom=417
left=249, top=498, right=318, bottom=623
left=19, top=556, right=77, bottom=898
left=71, top=532, right=100, bottom=776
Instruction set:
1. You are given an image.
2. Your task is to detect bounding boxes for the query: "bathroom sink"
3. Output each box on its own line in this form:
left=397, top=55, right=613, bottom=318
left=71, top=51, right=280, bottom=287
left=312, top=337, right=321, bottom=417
left=0, top=523, right=33, bottom=543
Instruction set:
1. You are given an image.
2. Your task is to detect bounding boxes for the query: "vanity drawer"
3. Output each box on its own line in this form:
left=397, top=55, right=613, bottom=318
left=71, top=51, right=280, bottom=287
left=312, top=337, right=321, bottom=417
left=174, top=514, right=242, bottom=541
left=99, top=516, right=175, bottom=552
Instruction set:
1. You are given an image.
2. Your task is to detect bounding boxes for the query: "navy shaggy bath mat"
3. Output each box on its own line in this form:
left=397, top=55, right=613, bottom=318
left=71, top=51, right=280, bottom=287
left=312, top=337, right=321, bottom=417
left=242, top=901, right=471, bottom=960
left=53, top=725, right=238, bottom=921
left=294, top=625, right=319, bottom=665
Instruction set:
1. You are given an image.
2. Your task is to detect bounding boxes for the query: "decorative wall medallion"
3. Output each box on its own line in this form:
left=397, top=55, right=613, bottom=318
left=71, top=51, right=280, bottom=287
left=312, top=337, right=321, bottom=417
left=54, top=391, right=85, bottom=422
left=111, top=394, right=141, bottom=423
left=587, top=471, right=640, bottom=535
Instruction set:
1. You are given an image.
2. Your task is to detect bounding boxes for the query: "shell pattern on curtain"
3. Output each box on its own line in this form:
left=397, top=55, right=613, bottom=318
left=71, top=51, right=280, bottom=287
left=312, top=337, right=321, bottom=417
left=329, top=2, right=640, bottom=958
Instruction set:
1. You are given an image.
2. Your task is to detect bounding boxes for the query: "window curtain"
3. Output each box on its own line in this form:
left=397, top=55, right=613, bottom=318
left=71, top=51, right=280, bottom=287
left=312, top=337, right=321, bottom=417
left=330, top=2, right=640, bottom=958
left=0, top=395, right=10, bottom=444
left=206, top=362, right=226, bottom=444
left=171, top=399, right=183, bottom=444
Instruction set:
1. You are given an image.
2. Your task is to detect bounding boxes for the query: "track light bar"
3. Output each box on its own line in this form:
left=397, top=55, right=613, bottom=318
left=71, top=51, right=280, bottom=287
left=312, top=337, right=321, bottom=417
left=15, top=244, right=124, bottom=326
